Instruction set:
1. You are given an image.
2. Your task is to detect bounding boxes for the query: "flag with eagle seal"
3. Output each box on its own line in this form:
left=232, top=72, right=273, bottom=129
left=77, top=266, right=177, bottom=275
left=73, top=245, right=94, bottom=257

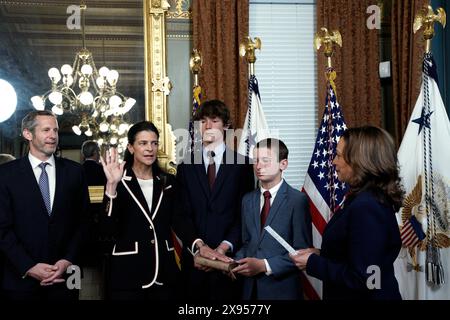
left=394, top=52, right=450, bottom=300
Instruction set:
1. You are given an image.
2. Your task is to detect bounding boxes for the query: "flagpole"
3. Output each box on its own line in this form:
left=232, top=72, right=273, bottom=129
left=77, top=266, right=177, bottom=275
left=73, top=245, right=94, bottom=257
left=239, top=37, right=261, bottom=78
left=302, top=26, right=348, bottom=300
left=314, top=27, right=344, bottom=214
left=189, top=49, right=203, bottom=154
left=237, top=36, right=270, bottom=158
left=410, top=4, right=447, bottom=286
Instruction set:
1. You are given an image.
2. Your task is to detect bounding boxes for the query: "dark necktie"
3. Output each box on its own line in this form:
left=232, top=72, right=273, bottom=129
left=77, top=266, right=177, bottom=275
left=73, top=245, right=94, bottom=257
left=260, top=191, right=271, bottom=230
left=38, top=162, right=51, bottom=215
left=207, top=150, right=216, bottom=189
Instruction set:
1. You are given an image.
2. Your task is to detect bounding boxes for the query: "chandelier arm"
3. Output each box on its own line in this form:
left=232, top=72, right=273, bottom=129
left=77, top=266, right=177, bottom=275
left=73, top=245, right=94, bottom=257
left=81, top=4, right=86, bottom=49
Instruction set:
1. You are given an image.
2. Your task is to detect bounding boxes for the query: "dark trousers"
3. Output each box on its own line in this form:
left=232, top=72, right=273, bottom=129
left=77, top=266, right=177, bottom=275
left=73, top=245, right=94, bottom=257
left=3, top=283, right=78, bottom=301
left=185, top=268, right=242, bottom=301
left=109, top=284, right=172, bottom=300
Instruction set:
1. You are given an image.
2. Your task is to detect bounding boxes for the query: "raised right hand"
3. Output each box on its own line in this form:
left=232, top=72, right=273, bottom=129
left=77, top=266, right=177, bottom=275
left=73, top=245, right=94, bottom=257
left=100, top=147, right=126, bottom=185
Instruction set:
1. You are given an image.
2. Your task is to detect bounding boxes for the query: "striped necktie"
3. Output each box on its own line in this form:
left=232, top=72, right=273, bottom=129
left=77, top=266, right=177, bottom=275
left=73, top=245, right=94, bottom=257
left=38, top=162, right=51, bottom=215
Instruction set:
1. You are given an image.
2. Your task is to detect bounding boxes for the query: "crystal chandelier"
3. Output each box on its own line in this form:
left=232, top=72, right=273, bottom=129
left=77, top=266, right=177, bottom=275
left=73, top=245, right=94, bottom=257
left=30, top=4, right=135, bottom=151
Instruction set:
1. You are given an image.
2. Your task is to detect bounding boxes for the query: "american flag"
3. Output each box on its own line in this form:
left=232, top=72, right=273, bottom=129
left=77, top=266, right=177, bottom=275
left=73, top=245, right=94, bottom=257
left=301, top=69, right=348, bottom=299
left=400, top=216, right=425, bottom=248
left=171, top=85, right=203, bottom=270
left=171, top=230, right=183, bottom=270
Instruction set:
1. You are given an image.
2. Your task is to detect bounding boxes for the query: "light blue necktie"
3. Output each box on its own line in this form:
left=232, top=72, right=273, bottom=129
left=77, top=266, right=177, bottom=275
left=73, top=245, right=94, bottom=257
left=38, top=162, right=51, bottom=215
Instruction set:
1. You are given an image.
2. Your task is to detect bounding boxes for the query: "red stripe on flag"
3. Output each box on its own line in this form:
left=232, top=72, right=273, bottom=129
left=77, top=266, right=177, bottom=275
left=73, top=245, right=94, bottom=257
left=300, top=272, right=320, bottom=300
left=302, top=187, right=327, bottom=235
left=400, top=221, right=420, bottom=247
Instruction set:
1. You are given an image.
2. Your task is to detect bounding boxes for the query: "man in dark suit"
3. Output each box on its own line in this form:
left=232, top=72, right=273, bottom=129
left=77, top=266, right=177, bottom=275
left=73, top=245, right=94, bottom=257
left=0, top=110, right=90, bottom=300
left=233, top=138, right=311, bottom=300
left=177, top=100, right=255, bottom=301
left=0, top=153, right=15, bottom=298
left=80, top=140, right=107, bottom=299
left=81, top=140, right=106, bottom=186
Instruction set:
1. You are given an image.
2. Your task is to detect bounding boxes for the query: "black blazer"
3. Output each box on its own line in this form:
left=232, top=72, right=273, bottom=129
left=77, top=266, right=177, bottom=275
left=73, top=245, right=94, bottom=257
left=102, top=168, right=197, bottom=291
left=306, top=191, right=402, bottom=300
left=0, top=156, right=90, bottom=291
left=176, top=149, right=255, bottom=251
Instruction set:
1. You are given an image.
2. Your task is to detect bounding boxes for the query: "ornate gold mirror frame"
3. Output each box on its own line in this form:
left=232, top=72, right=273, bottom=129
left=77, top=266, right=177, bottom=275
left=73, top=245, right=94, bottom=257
left=144, top=0, right=177, bottom=174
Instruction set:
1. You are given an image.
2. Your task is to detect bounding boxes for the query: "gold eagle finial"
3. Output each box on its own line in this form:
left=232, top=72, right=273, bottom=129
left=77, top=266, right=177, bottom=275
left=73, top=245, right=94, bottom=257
left=314, top=27, right=342, bottom=57
left=190, top=49, right=202, bottom=86
left=314, top=27, right=342, bottom=68
left=413, top=5, right=446, bottom=40
left=239, top=37, right=261, bottom=64
left=189, top=49, right=202, bottom=74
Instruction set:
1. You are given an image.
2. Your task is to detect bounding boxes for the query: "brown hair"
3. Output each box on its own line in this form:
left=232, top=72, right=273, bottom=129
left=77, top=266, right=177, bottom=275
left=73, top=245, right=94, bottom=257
left=21, top=110, right=56, bottom=134
left=255, top=138, right=289, bottom=161
left=341, top=126, right=404, bottom=210
left=193, top=99, right=231, bottom=128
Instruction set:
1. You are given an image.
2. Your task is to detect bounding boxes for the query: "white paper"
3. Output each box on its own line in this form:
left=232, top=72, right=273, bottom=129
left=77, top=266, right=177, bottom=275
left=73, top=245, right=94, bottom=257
left=264, top=226, right=297, bottom=255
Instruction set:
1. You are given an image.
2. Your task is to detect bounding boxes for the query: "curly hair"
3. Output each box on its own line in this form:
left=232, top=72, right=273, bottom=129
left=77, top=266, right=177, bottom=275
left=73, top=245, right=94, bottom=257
left=341, top=126, right=405, bottom=211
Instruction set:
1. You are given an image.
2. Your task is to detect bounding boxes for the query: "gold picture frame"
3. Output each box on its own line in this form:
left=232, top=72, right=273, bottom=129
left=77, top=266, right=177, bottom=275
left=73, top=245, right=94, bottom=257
left=144, top=0, right=177, bottom=175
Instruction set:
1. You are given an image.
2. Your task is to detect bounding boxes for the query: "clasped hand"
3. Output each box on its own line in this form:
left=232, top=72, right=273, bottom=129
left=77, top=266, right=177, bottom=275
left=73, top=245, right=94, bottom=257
left=26, top=259, right=72, bottom=286
left=231, top=257, right=265, bottom=277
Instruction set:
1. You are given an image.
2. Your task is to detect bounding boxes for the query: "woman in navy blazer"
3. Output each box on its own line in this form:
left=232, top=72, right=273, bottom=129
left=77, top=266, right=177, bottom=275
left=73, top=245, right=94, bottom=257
left=100, top=121, right=223, bottom=300
left=290, top=126, right=404, bottom=300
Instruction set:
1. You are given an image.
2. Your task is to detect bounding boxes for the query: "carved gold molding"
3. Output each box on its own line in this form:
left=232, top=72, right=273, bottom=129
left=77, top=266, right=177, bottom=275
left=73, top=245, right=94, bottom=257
left=167, top=0, right=191, bottom=20
left=144, top=0, right=176, bottom=174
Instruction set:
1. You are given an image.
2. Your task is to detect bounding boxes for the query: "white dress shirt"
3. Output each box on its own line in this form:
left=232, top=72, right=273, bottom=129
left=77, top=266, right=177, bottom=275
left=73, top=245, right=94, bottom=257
left=259, top=179, right=284, bottom=211
left=259, top=178, right=284, bottom=275
left=28, top=153, right=56, bottom=211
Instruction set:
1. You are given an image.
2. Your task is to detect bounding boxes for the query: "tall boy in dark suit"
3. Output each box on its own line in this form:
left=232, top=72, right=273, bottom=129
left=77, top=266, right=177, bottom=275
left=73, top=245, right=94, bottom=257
left=177, top=100, right=255, bottom=300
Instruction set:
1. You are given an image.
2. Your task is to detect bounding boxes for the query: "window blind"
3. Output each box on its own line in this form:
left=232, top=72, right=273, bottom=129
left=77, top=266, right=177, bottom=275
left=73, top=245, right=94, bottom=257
left=250, top=1, right=317, bottom=188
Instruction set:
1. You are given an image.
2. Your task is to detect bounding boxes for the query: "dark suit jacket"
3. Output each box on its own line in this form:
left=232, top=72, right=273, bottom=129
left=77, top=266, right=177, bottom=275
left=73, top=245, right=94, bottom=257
left=306, top=191, right=402, bottom=300
left=81, top=159, right=107, bottom=264
left=235, top=181, right=311, bottom=300
left=102, top=168, right=197, bottom=292
left=0, top=156, right=90, bottom=291
left=82, top=160, right=106, bottom=186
